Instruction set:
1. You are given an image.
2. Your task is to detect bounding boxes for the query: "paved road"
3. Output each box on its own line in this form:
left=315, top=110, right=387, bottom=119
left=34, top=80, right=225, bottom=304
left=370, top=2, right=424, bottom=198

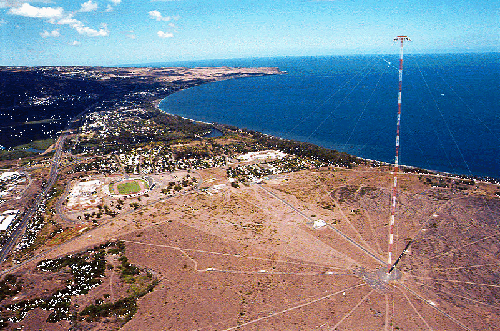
left=0, top=135, right=67, bottom=262
left=0, top=103, right=98, bottom=263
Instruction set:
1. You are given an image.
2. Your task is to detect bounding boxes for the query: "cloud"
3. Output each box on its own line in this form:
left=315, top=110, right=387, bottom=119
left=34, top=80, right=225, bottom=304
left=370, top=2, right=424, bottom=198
left=71, top=22, right=109, bottom=37
left=0, top=19, right=6, bottom=25
left=149, top=10, right=170, bottom=21
left=8, top=3, right=63, bottom=19
left=56, top=14, right=107, bottom=37
left=8, top=3, right=109, bottom=37
left=105, top=0, right=121, bottom=12
left=40, top=29, right=60, bottom=38
left=70, top=40, right=81, bottom=46
left=79, top=0, right=98, bottom=13
left=157, top=31, right=173, bottom=38
left=0, top=1, right=54, bottom=8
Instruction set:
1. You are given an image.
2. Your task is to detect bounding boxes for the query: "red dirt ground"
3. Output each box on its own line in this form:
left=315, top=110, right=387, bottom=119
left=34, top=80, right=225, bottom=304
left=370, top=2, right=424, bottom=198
left=3, top=166, right=500, bottom=330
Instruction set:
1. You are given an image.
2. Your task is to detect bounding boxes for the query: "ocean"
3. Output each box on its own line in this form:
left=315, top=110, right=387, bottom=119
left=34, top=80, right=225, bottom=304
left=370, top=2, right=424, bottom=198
left=159, top=53, right=500, bottom=179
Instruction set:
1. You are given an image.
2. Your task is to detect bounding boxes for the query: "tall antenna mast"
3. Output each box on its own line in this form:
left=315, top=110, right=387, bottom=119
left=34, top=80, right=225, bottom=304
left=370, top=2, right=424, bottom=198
left=387, top=35, right=411, bottom=274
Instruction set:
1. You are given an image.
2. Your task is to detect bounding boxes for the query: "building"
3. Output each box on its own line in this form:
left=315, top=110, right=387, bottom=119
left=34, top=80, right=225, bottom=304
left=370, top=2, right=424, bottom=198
left=0, top=172, right=20, bottom=182
left=0, top=209, right=19, bottom=231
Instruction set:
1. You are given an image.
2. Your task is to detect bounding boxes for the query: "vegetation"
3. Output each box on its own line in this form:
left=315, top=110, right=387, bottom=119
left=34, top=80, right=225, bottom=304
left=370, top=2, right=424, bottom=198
left=117, top=181, right=141, bottom=195
left=245, top=129, right=359, bottom=167
left=419, top=175, right=474, bottom=190
left=0, top=275, right=21, bottom=303
left=0, top=240, right=157, bottom=329
left=80, top=278, right=158, bottom=323
left=81, top=297, right=137, bottom=322
left=119, top=256, right=140, bottom=280
left=0, top=67, right=111, bottom=160
left=1, top=248, right=108, bottom=325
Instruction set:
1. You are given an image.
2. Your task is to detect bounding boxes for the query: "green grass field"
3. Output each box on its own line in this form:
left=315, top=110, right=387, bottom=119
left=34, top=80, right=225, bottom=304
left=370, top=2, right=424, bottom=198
left=117, top=181, right=141, bottom=195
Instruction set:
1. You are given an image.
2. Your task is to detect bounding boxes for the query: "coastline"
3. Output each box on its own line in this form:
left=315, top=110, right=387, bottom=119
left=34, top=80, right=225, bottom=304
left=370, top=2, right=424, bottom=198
left=154, top=91, right=500, bottom=185
left=152, top=57, right=500, bottom=183
left=153, top=66, right=285, bottom=124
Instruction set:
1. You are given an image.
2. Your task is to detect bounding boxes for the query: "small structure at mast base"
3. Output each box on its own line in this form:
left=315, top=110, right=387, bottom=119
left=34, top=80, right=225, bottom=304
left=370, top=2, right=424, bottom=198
left=356, top=267, right=402, bottom=292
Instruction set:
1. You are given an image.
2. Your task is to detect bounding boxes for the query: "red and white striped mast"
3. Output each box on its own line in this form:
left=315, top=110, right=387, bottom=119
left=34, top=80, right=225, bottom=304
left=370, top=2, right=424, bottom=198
left=387, top=35, right=411, bottom=274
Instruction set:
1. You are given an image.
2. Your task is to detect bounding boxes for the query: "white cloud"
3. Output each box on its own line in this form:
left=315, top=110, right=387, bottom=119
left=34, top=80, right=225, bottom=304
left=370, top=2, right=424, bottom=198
left=8, top=3, right=63, bottom=19
left=157, top=31, right=173, bottom=38
left=105, top=0, right=120, bottom=12
left=72, top=22, right=109, bottom=37
left=8, top=3, right=109, bottom=37
left=0, top=19, right=6, bottom=25
left=70, top=40, right=81, bottom=46
left=0, top=1, right=54, bottom=8
left=40, top=29, right=60, bottom=38
left=149, top=10, right=170, bottom=21
left=79, top=0, right=98, bottom=13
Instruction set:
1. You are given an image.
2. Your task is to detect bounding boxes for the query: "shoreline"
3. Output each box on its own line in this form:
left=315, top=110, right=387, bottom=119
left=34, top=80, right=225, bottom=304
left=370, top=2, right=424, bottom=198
left=154, top=74, right=500, bottom=184
left=154, top=94, right=500, bottom=185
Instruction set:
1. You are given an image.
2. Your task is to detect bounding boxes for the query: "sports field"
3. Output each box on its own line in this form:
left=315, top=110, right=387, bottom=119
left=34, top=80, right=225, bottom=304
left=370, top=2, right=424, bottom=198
left=116, top=181, right=141, bottom=195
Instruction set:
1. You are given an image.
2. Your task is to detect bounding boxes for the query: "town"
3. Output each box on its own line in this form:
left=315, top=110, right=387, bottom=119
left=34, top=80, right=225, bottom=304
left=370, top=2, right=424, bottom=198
left=3, top=104, right=345, bottom=255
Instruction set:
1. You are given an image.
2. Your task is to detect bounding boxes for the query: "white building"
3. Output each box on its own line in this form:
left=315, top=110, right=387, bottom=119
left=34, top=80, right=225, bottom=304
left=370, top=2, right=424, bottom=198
left=237, top=150, right=287, bottom=162
left=312, top=219, right=327, bottom=229
left=0, top=172, right=20, bottom=182
left=0, top=215, right=15, bottom=231
left=0, top=209, right=19, bottom=231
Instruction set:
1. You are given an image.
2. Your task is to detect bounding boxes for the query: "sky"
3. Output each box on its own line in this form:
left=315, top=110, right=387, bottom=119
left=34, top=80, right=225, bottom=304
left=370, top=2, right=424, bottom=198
left=0, top=0, right=498, bottom=66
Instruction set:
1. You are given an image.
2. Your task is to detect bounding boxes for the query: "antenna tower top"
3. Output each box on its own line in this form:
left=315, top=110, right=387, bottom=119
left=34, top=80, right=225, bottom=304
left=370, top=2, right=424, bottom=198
left=394, top=36, right=411, bottom=42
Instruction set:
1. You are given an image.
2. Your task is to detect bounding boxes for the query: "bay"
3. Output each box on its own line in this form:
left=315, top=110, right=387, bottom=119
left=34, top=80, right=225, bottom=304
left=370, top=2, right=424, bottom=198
left=159, top=54, right=500, bottom=179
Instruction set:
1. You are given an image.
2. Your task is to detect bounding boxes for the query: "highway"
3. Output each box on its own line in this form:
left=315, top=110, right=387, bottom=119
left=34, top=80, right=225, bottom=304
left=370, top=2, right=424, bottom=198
left=0, top=103, right=97, bottom=263
left=0, top=134, right=67, bottom=262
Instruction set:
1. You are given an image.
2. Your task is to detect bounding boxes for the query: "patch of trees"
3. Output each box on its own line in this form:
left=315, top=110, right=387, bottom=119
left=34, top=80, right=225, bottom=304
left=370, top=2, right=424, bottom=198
left=0, top=69, right=111, bottom=149
left=0, top=149, right=37, bottom=161
left=74, top=134, right=153, bottom=155
left=118, top=256, right=140, bottom=279
left=0, top=249, right=106, bottom=324
left=248, top=130, right=359, bottom=167
left=0, top=275, right=21, bottom=302
left=80, top=297, right=137, bottom=323
left=99, top=204, right=117, bottom=217
left=1, top=247, right=108, bottom=325
left=0, top=241, right=157, bottom=328
left=108, top=240, right=126, bottom=255
left=80, top=278, right=158, bottom=323
left=153, top=113, right=212, bottom=137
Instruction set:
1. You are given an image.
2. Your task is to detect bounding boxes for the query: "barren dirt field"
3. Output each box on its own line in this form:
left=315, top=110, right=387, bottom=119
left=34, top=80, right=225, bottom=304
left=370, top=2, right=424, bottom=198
left=4, top=166, right=500, bottom=330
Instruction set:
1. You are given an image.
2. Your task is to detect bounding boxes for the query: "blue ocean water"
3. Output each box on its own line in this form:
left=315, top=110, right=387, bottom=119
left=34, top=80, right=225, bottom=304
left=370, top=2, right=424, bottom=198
left=159, top=54, right=500, bottom=179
